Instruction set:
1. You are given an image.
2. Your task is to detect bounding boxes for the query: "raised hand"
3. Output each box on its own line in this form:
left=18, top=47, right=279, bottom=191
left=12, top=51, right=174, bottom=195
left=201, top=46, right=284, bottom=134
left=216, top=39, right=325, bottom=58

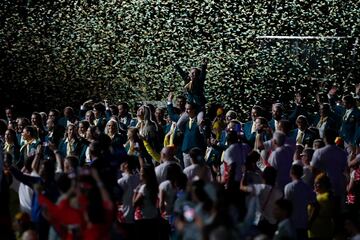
left=203, top=57, right=209, bottom=65
left=83, top=99, right=93, bottom=109
left=328, top=86, right=337, bottom=96
left=167, top=92, right=175, bottom=102
left=295, top=93, right=302, bottom=105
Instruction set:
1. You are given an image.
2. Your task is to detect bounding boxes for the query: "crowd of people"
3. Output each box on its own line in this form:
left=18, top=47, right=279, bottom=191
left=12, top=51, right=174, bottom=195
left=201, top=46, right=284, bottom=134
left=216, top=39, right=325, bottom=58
left=0, top=60, right=359, bottom=240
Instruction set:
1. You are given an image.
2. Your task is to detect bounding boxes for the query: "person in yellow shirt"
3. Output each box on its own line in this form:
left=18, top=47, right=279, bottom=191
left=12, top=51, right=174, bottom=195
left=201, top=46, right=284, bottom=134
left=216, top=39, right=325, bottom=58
left=308, top=173, right=335, bottom=239
left=211, top=107, right=226, bottom=141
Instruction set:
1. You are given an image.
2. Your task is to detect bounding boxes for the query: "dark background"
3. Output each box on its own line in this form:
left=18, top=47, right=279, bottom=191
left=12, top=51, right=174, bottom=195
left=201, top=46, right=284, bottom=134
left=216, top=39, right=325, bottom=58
left=0, top=0, right=359, bottom=119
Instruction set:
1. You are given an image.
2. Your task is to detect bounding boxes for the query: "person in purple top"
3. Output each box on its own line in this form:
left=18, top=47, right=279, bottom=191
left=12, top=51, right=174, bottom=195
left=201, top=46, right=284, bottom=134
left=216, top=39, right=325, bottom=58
left=285, top=164, right=315, bottom=240
left=311, top=128, right=348, bottom=199
left=267, top=131, right=294, bottom=191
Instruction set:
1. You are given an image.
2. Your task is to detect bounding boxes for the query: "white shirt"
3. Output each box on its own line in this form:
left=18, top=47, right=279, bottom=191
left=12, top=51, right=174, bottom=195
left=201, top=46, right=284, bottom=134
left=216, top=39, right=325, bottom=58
left=262, top=137, right=296, bottom=164
left=159, top=180, right=177, bottom=216
left=251, top=121, right=256, bottom=134
left=120, top=116, right=129, bottom=125
left=248, top=184, right=283, bottom=224
left=223, top=143, right=250, bottom=182
left=19, top=171, right=38, bottom=215
left=268, top=145, right=294, bottom=190
left=85, top=146, right=91, bottom=163
left=284, top=179, right=315, bottom=229
left=317, top=117, right=328, bottom=138
left=205, top=147, right=212, bottom=161
left=311, top=144, right=347, bottom=196
left=274, top=120, right=279, bottom=131
left=155, top=161, right=178, bottom=184
left=183, top=164, right=213, bottom=182
left=117, top=173, right=140, bottom=223
left=343, top=109, right=353, bottom=121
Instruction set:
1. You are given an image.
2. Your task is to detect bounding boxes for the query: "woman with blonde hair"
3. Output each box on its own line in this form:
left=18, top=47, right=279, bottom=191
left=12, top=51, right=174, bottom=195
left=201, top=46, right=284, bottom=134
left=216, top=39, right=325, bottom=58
left=137, top=105, right=162, bottom=163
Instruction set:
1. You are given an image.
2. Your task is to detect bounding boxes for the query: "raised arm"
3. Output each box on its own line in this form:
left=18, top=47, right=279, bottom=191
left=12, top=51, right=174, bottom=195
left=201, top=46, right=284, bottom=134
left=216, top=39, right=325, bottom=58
left=166, top=92, right=180, bottom=122
left=191, top=58, right=208, bottom=93
left=133, top=184, right=144, bottom=208
left=31, top=145, right=44, bottom=174
left=54, top=151, right=64, bottom=173
left=79, top=99, right=93, bottom=120
left=159, top=187, right=166, bottom=213
left=91, top=168, right=112, bottom=204
left=174, top=64, right=189, bottom=84
left=255, top=133, right=265, bottom=151
left=199, top=58, right=208, bottom=84
left=9, top=165, right=41, bottom=188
